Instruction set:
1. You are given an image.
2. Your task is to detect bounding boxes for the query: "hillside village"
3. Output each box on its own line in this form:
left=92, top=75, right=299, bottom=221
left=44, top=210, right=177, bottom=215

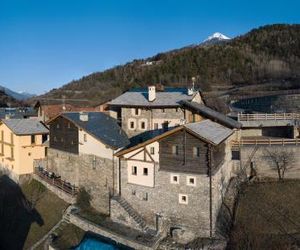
left=0, top=83, right=300, bottom=249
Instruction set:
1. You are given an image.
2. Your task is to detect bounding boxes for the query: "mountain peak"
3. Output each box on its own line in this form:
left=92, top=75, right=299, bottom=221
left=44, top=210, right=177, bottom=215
left=204, top=32, right=231, bottom=42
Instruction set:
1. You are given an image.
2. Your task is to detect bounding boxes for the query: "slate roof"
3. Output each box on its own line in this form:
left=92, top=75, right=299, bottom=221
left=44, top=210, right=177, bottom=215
left=61, top=112, right=129, bottom=149
left=181, top=100, right=242, bottom=129
left=2, top=119, right=49, bottom=135
left=108, top=87, right=195, bottom=107
left=116, top=119, right=233, bottom=156
left=184, top=120, right=233, bottom=145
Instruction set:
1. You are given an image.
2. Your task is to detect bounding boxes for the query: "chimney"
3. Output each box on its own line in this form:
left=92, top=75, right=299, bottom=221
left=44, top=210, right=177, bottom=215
left=79, top=112, right=89, bottom=122
left=148, top=86, right=156, bottom=102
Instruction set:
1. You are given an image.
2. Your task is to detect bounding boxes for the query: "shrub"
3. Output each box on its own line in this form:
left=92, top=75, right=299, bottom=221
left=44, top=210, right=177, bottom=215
left=76, top=187, right=91, bottom=210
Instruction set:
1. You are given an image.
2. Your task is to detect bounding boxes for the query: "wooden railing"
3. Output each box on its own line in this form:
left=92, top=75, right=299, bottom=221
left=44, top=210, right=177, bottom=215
left=232, top=138, right=300, bottom=146
left=238, top=113, right=300, bottom=121
left=34, top=167, right=78, bottom=196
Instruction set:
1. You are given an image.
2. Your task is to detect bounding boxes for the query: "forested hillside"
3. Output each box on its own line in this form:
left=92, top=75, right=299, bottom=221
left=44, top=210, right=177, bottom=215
left=37, top=24, right=300, bottom=104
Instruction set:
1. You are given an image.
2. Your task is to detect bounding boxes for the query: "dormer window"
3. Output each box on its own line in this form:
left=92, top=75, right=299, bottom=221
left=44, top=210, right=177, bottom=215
left=131, top=108, right=141, bottom=116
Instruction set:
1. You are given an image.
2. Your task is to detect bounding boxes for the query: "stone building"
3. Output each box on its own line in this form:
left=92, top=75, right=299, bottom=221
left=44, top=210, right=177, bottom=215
left=44, top=112, right=129, bottom=214
left=112, top=119, right=239, bottom=239
left=0, top=119, right=48, bottom=183
left=108, top=85, right=204, bottom=138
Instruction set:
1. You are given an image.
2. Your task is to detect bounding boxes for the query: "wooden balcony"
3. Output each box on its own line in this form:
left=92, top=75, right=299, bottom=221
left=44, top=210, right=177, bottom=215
left=34, top=167, right=78, bottom=196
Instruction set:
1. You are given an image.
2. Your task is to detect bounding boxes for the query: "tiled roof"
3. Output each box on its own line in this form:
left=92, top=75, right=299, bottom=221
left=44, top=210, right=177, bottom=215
left=2, top=119, right=49, bottom=135
left=181, top=100, right=242, bottom=129
left=40, top=104, right=98, bottom=121
left=184, top=120, right=233, bottom=145
left=108, top=87, right=196, bottom=107
left=62, top=112, right=130, bottom=149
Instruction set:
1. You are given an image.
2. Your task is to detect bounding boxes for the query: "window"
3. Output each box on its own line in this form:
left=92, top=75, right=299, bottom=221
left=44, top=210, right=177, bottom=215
left=132, top=166, right=137, bottom=175
left=132, top=108, right=141, bottom=116
left=68, top=122, right=71, bottom=128
left=130, top=121, right=135, bottom=129
left=139, top=119, right=148, bottom=130
left=42, top=134, right=47, bottom=143
left=162, top=108, right=165, bottom=113
left=150, top=147, right=155, bottom=155
left=187, top=176, right=196, bottom=187
left=28, top=152, right=31, bottom=156
left=193, top=147, right=200, bottom=158
left=56, top=123, right=60, bottom=129
left=154, top=123, right=158, bottom=130
left=232, top=150, right=240, bottom=160
left=31, top=135, right=36, bottom=144
left=162, top=121, right=168, bottom=131
left=143, top=168, right=148, bottom=176
left=143, top=192, right=148, bottom=201
left=170, top=174, right=179, bottom=184
left=83, top=134, right=87, bottom=142
left=128, top=119, right=136, bottom=130
left=54, top=136, right=57, bottom=142
left=172, top=145, right=179, bottom=155
left=179, top=194, right=188, bottom=205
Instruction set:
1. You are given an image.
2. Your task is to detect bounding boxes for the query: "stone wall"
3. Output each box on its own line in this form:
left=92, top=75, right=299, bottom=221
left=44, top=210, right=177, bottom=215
left=45, top=148, right=116, bottom=214
left=110, top=199, right=143, bottom=230
left=32, top=174, right=76, bottom=204
left=240, top=145, right=300, bottom=179
left=69, top=213, right=155, bottom=250
left=114, top=134, right=236, bottom=238
left=121, top=107, right=184, bottom=137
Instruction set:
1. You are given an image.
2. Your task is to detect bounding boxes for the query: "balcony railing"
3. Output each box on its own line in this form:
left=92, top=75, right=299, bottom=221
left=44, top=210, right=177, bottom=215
left=232, top=138, right=300, bottom=146
left=238, top=113, right=300, bottom=121
left=34, top=167, right=78, bottom=196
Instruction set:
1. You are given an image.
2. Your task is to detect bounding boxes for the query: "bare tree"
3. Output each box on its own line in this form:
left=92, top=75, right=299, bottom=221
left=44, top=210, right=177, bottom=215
left=264, top=148, right=295, bottom=181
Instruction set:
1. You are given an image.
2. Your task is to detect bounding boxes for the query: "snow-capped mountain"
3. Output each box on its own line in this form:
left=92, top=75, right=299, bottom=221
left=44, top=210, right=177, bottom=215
left=0, top=85, right=35, bottom=100
left=202, top=32, right=231, bottom=45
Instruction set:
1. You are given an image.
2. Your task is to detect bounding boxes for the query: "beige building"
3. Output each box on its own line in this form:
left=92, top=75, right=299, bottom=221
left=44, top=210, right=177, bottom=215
left=0, top=119, right=48, bottom=182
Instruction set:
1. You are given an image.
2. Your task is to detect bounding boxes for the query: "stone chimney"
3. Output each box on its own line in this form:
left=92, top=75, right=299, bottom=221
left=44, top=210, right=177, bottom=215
left=148, top=86, right=156, bottom=102
left=79, top=112, right=89, bottom=122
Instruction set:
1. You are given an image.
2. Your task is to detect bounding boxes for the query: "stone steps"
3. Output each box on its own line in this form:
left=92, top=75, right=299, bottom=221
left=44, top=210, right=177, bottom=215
left=113, top=196, right=153, bottom=234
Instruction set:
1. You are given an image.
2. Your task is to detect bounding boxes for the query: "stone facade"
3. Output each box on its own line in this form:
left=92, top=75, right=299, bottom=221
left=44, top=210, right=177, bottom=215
left=121, top=107, right=185, bottom=138
left=45, top=148, right=117, bottom=214
left=113, top=133, right=235, bottom=238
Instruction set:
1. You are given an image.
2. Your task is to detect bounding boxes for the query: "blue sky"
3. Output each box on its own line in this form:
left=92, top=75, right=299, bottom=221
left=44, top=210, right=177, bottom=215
left=0, top=0, right=299, bottom=94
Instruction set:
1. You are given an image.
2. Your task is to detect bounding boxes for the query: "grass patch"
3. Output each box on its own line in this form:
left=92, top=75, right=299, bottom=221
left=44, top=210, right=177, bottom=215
left=22, top=179, right=68, bottom=249
left=229, top=180, right=300, bottom=249
left=78, top=207, right=108, bottom=225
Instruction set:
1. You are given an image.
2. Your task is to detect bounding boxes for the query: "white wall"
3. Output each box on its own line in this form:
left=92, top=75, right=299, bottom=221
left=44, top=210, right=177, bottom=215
left=78, top=129, right=114, bottom=160
left=127, top=160, right=155, bottom=187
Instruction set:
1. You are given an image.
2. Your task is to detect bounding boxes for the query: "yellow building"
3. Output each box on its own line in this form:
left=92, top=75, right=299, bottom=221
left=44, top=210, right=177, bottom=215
left=0, top=119, right=49, bottom=182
